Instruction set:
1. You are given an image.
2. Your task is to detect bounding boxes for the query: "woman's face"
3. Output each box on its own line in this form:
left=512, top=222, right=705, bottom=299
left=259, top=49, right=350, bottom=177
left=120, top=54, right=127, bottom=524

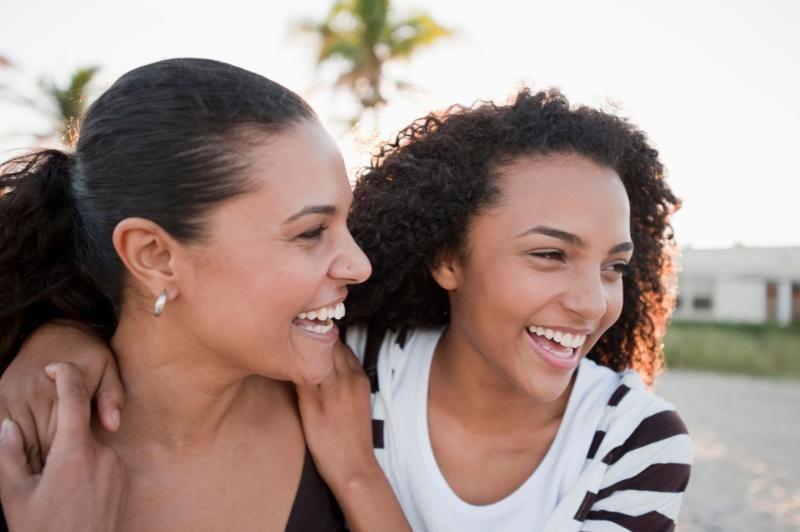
left=443, top=153, right=632, bottom=402
left=177, top=121, right=371, bottom=385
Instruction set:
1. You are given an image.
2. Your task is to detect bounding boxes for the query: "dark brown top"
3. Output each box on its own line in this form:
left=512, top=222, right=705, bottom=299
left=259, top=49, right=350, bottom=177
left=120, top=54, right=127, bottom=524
left=0, top=448, right=345, bottom=532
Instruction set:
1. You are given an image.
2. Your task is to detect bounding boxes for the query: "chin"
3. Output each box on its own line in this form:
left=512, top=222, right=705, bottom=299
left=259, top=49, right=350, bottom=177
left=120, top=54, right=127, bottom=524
left=293, top=356, right=335, bottom=386
left=522, top=372, right=575, bottom=403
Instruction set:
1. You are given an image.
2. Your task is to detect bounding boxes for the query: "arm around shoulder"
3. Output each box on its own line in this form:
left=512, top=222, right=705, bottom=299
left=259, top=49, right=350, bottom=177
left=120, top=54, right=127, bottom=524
left=0, top=321, right=124, bottom=471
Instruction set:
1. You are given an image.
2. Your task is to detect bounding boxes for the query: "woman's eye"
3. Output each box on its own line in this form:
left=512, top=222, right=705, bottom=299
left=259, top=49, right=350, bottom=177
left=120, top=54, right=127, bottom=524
left=530, top=250, right=566, bottom=262
left=298, top=224, right=327, bottom=240
left=607, top=262, right=630, bottom=275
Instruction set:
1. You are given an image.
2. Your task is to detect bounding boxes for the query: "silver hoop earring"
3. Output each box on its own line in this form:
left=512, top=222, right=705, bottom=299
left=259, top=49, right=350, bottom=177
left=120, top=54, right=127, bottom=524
left=153, top=291, right=168, bottom=317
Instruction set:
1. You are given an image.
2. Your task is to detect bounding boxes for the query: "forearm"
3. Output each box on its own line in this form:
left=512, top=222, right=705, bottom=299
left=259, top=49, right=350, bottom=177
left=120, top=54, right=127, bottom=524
left=16, top=320, right=107, bottom=364
left=329, top=460, right=411, bottom=532
left=0, top=319, right=123, bottom=471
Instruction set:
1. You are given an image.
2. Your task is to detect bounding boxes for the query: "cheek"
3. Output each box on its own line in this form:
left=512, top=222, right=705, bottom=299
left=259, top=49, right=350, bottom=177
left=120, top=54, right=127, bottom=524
left=606, top=281, right=626, bottom=325
left=589, top=282, right=626, bottom=348
left=186, top=245, right=322, bottom=339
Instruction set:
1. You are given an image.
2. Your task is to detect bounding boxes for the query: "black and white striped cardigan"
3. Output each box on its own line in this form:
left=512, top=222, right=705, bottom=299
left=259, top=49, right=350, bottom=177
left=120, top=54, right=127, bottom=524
left=541, top=370, right=691, bottom=531
left=355, top=326, right=692, bottom=532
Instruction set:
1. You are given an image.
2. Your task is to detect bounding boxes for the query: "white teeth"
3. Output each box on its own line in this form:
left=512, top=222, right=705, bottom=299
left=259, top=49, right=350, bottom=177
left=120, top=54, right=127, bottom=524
left=313, top=322, right=334, bottom=334
left=527, top=326, right=588, bottom=350
left=297, top=320, right=335, bottom=335
left=541, top=343, right=573, bottom=358
left=334, top=302, right=345, bottom=320
left=296, top=302, right=346, bottom=322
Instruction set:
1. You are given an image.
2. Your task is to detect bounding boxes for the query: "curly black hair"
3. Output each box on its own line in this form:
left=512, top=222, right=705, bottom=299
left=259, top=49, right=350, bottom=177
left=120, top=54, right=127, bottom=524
left=345, top=88, right=680, bottom=383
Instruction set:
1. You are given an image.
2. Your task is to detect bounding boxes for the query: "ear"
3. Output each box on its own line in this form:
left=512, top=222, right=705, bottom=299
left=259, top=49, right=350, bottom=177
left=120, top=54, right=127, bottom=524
left=429, top=251, right=463, bottom=291
left=112, top=217, right=180, bottom=301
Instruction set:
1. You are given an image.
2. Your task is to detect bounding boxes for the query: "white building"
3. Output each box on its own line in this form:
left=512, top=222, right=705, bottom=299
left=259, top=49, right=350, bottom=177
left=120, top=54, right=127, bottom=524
left=675, top=246, right=800, bottom=325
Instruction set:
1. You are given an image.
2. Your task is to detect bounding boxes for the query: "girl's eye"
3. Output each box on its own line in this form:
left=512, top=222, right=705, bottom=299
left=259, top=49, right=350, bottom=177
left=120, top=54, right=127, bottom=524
left=606, top=262, right=630, bottom=276
left=530, top=250, right=566, bottom=262
left=298, top=224, right=327, bottom=240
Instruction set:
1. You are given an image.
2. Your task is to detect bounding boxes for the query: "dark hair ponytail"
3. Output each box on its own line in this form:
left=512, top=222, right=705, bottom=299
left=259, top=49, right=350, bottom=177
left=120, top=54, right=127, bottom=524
left=0, top=58, right=317, bottom=366
left=0, top=150, right=113, bottom=366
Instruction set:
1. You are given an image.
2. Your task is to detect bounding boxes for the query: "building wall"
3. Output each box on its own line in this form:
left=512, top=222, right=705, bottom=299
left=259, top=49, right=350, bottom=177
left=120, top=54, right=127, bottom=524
left=675, top=275, right=716, bottom=321
left=713, top=277, right=766, bottom=323
left=674, top=247, right=800, bottom=326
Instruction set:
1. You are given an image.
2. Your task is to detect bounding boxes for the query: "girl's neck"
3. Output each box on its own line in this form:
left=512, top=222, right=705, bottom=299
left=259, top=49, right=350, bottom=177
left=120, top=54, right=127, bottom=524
left=430, top=325, right=573, bottom=433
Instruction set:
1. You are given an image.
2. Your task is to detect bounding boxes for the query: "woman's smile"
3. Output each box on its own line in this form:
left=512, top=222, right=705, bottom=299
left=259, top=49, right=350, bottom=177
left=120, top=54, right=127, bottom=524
left=292, top=301, right=347, bottom=342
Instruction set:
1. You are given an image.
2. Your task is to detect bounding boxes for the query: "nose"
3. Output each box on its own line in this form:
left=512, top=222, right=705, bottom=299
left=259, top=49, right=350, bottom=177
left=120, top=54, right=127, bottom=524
left=561, top=268, right=608, bottom=322
left=330, top=229, right=372, bottom=284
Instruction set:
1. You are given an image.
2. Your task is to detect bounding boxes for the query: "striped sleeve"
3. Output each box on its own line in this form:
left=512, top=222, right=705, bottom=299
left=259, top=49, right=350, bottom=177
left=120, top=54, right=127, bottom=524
left=581, top=410, right=691, bottom=531
left=544, top=372, right=692, bottom=532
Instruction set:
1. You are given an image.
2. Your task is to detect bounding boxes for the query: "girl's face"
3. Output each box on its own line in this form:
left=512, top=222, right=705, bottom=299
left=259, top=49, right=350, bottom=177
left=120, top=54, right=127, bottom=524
left=176, top=121, right=371, bottom=385
left=441, top=153, right=632, bottom=402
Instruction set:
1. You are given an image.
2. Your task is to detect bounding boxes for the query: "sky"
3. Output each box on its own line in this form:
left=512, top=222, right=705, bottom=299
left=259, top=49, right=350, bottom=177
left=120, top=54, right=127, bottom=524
left=2, top=0, right=798, bottom=249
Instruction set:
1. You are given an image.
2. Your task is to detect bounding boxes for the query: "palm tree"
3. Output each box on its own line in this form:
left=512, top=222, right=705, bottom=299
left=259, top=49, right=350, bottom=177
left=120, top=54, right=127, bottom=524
left=299, top=0, right=451, bottom=123
left=38, top=66, right=99, bottom=145
left=0, top=59, right=99, bottom=146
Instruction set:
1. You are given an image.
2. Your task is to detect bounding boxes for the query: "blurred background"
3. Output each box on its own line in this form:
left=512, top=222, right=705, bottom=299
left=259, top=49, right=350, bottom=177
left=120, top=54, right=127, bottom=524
left=2, top=0, right=798, bottom=529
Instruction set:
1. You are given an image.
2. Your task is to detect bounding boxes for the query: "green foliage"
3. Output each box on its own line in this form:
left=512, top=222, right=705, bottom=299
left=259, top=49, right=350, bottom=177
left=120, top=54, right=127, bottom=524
left=39, top=66, right=99, bottom=145
left=0, top=56, right=99, bottom=146
left=664, top=321, right=800, bottom=379
left=298, top=0, right=451, bottom=121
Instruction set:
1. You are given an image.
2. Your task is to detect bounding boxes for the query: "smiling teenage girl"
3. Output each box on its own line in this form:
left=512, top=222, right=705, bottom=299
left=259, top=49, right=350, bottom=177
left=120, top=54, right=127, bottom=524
left=336, top=88, right=691, bottom=530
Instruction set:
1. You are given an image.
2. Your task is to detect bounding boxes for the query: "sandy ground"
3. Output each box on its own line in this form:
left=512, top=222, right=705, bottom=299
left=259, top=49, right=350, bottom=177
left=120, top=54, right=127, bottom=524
left=655, top=370, right=800, bottom=531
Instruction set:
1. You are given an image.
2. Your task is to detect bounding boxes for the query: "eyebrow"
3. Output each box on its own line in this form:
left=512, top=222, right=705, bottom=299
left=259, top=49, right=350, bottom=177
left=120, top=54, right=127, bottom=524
left=517, top=225, right=634, bottom=254
left=283, top=205, right=337, bottom=224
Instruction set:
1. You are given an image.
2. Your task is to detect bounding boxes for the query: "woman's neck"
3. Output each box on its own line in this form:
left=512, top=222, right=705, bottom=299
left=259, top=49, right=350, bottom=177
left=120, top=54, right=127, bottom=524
left=108, top=312, right=285, bottom=452
left=430, top=325, right=573, bottom=434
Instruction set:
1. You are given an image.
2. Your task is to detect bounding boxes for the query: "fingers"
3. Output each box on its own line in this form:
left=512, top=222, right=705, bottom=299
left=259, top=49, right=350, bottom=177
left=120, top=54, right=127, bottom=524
left=331, top=343, right=348, bottom=376
left=96, top=357, right=125, bottom=432
left=45, top=363, right=92, bottom=447
left=20, top=409, right=45, bottom=473
left=40, top=401, right=59, bottom=466
left=0, top=385, right=48, bottom=474
left=12, top=408, right=43, bottom=475
left=0, top=418, right=33, bottom=501
left=339, top=342, right=363, bottom=372
left=332, top=340, right=361, bottom=375
left=295, top=383, right=322, bottom=408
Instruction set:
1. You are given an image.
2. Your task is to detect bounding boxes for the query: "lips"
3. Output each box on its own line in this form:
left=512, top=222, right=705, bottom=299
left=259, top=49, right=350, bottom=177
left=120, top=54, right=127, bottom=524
left=297, top=301, right=345, bottom=321
left=525, top=327, right=582, bottom=371
left=293, top=318, right=336, bottom=335
left=526, top=325, right=587, bottom=350
left=292, top=301, right=345, bottom=342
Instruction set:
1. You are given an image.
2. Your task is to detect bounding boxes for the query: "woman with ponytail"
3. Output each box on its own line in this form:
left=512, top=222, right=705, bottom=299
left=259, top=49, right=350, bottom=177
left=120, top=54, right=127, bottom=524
left=0, top=58, right=412, bottom=531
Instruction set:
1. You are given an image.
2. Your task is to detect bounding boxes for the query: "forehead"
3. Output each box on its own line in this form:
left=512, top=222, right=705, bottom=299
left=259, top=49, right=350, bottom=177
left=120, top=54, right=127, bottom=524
left=242, top=121, right=351, bottom=216
left=485, top=153, right=630, bottom=238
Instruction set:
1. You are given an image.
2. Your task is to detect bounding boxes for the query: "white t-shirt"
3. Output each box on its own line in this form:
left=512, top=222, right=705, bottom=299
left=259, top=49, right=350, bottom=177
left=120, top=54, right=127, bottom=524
left=346, top=325, right=692, bottom=532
